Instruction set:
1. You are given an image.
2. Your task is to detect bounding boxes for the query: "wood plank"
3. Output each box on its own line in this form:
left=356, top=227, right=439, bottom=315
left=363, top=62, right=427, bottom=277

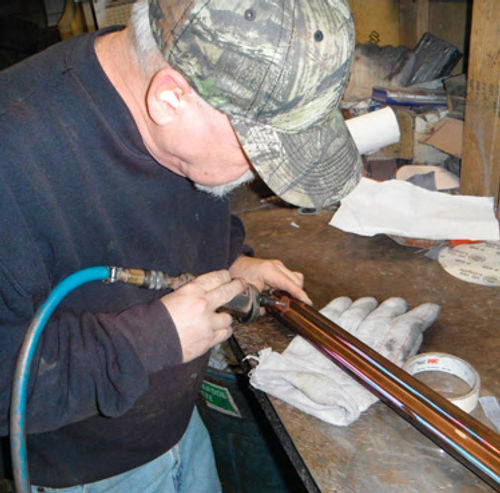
left=399, top=0, right=418, bottom=48
left=416, top=0, right=430, bottom=43
left=429, top=0, right=470, bottom=73
left=460, top=0, right=500, bottom=217
left=400, top=0, right=429, bottom=49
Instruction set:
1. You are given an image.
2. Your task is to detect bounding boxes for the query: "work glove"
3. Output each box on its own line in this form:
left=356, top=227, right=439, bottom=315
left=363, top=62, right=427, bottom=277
left=248, top=297, right=440, bottom=426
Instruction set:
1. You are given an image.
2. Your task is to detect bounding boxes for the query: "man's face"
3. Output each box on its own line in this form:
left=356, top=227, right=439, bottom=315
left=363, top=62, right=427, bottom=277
left=151, top=90, right=254, bottom=192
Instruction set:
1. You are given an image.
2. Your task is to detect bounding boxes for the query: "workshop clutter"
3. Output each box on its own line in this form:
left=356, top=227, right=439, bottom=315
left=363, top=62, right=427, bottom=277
left=344, top=32, right=464, bottom=192
left=328, top=175, right=500, bottom=285
left=331, top=33, right=500, bottom=285
left=343, top=33, right=465, bottom=183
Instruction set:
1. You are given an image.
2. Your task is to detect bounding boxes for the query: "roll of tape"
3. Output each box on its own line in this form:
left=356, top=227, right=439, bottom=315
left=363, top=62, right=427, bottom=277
left=403, top=352, right=481, bottom=413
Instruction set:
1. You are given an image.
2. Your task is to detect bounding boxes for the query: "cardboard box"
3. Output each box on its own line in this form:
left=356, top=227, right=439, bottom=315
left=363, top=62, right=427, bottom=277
left=349, top=0, right=400, bottom=46
left=381, top=107, right=450, bottom=164
left=420, top=117, right=463, bottom=157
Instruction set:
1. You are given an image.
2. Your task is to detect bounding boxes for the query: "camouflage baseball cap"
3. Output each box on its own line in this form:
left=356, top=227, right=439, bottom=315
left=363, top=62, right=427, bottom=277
left=149, top=0, right=362, bottom=208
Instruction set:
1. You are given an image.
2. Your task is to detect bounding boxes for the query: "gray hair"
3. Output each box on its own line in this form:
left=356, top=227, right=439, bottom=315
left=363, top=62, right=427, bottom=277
left=129, top=0, right=166, bottom=75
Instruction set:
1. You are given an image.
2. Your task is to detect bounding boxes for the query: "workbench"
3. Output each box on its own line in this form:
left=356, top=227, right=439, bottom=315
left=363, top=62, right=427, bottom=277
left=231, top=204, right=499, bottom=493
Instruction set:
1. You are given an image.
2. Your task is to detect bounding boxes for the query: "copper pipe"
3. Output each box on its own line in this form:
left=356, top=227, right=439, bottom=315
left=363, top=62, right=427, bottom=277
left=266, top=292, right=500, bottom=490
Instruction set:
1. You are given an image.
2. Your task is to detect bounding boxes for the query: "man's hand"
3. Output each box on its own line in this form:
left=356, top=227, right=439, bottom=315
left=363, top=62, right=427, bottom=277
left=229, top=256, right=312, bottom=305
left=160, top=270, right=246, bottom=363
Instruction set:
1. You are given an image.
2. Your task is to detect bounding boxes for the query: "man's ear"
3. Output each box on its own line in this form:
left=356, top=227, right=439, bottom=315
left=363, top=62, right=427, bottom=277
left=146, top=67, right=192, bottom=126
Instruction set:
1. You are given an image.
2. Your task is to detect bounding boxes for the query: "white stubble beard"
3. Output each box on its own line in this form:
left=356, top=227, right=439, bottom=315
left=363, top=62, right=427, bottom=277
left=194, top=169, right=256, bottom=198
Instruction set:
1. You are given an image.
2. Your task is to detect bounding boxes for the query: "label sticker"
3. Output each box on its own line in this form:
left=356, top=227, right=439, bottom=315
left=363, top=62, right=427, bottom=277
left=438, top=242, right=500, bottom=286
left=200, top=380, right=242, bottom=418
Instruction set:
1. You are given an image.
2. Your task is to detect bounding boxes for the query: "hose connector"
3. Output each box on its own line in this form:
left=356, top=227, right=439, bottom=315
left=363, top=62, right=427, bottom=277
left=107, top=267, right=194, bottom=291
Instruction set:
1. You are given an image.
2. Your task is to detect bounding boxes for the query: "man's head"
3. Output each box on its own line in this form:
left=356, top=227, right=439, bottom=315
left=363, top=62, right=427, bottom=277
left=131, top=0, right=362, bottom=206
left=127, top=1, right=253, bottom=197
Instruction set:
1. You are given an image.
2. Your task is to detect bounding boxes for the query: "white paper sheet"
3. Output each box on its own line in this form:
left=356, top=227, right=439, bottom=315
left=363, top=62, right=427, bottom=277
left=329, top=178, right=500, bottom=241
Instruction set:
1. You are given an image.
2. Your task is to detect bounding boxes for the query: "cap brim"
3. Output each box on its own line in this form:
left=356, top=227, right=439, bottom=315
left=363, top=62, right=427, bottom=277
left=231, top=110, right=363, bottom=209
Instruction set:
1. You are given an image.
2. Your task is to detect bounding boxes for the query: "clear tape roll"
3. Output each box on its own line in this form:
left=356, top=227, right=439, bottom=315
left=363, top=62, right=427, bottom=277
left=403, top=352, right=481, bottom=413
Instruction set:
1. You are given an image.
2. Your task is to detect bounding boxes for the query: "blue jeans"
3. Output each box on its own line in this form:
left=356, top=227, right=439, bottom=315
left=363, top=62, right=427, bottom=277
left=32, top=408, right=221, bottom=493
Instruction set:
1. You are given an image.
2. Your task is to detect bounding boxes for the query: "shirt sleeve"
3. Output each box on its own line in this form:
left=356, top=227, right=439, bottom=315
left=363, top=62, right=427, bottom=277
left=0, top=264, right=182, bottom=436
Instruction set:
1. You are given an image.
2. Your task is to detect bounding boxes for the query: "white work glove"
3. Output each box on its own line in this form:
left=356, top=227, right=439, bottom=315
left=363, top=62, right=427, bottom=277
left=248, top=297, right=440, bottom=426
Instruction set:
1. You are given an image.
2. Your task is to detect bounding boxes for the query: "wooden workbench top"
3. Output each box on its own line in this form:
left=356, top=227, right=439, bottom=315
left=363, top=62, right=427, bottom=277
left=232, top=205, right=499, bottom=493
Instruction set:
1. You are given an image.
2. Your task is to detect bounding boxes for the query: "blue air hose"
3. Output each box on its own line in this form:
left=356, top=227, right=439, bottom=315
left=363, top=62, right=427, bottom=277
left=10, top=265, right=196, bottom=493
left=10, top=266, right=111, bottom=493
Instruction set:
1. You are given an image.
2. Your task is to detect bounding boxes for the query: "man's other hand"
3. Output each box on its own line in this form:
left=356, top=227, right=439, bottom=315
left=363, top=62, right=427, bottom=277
left=160, top=270, right=246, bottom=363
left=229, top=256, right=312, bottom=305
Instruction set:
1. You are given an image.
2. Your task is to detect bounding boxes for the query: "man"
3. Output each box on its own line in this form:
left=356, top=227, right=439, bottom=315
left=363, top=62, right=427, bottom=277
left=0, top=0, right=361, bottom=491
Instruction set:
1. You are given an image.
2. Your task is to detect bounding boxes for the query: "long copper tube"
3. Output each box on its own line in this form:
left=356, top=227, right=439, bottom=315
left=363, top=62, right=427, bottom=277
left=266, top=292, right=500, bottom=491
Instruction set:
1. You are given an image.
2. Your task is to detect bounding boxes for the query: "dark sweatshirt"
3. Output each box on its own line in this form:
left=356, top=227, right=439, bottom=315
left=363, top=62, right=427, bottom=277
left=0, top=27, right=245, bottom=487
